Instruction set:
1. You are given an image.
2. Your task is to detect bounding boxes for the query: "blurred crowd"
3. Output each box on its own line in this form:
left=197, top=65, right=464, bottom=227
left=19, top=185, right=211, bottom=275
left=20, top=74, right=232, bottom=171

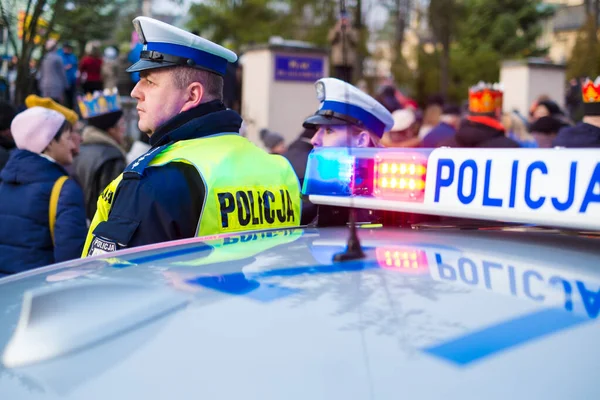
left=0, top=25, right=598, bottom=277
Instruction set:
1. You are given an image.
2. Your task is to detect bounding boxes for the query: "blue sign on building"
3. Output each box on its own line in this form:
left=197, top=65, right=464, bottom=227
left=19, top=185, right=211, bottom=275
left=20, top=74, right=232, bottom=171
left=274, top=54, right=324, bottom=82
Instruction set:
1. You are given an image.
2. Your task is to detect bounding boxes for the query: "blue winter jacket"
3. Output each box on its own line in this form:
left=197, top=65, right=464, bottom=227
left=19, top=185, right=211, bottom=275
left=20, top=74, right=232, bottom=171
left=0, top=150, right=87, bottom=275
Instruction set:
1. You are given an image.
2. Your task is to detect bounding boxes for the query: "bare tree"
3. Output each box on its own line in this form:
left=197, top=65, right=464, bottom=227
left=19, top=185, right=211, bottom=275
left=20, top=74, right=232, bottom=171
left=2, top=0, right=66, bottom=105
left=594, top=0, right=600, bottom=34
left=394, top=0, right=411, bottom=52
left=429, top=0, right=462, bottom=99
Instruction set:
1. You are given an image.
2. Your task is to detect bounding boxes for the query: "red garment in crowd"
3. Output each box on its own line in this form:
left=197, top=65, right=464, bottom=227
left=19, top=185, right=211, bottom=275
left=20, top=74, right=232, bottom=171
left=79, top=56, right=103, bottom=83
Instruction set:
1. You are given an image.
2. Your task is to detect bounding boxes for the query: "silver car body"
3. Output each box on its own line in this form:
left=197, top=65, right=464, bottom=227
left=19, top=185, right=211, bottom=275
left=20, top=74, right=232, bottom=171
left=0, top=225, right=599, bottom=399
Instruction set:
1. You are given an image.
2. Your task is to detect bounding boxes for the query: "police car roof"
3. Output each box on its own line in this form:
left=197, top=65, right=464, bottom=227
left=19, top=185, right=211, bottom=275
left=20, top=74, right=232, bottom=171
left=0, top=226, right=599, bottom=399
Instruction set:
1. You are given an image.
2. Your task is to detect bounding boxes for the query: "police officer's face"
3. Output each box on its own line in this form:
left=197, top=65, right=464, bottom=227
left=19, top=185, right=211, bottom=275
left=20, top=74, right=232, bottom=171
left=131, top=69, right=187, bottom=134
left=311, top=125, right=371, bottom=148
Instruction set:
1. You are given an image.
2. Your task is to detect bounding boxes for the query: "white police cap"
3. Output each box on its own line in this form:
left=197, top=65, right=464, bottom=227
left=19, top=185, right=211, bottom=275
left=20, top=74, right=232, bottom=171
left=303, top=78, right=394, bottom=138
left=126, top=17, right=237, bottom=76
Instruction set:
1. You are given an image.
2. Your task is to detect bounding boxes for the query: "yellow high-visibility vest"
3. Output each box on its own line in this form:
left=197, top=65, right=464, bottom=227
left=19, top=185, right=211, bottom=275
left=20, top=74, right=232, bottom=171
left=82, top=134, right=301, bottom=257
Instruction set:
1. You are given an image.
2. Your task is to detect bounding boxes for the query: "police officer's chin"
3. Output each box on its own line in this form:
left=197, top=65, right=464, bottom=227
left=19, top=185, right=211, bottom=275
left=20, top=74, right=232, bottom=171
left=138, top=121, right=154, bottom=136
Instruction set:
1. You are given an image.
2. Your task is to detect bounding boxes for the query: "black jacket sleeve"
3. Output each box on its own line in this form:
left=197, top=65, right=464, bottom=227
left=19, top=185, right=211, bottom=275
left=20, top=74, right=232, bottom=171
left=97, top=163, right=205, bottom=248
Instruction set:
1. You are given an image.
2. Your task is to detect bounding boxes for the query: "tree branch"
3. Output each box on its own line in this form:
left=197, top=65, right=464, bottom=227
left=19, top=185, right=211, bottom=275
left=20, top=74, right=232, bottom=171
left=24, top=0, right=48, bottom=63
left=20, top=0, right=33, bottom=60
left=38, top=0, right=66, bottom=62
left=0, top=1, right=19, bottom=54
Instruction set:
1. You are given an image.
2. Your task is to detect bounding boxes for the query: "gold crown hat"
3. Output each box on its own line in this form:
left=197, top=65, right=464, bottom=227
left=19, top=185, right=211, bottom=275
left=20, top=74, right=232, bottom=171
left=582, top=77, right=600, bottom=116
left=25, top=95, right=79, bottom=125
left=468, top=81, right=503, bottom=115
left=77, top=88, right=122, bottom=119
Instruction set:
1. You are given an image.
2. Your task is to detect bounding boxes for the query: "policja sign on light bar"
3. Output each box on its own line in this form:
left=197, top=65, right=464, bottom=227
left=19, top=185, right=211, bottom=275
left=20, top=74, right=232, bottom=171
left=303, top=147, right=600, bottom=231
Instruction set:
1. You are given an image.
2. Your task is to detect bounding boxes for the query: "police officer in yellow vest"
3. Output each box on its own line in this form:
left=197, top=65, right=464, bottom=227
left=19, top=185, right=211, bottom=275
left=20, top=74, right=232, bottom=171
left=82, top=17, right=301, bottom=257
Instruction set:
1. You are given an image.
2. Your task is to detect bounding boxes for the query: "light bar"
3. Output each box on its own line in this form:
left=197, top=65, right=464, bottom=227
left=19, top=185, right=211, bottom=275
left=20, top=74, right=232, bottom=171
left=303, top=147, right=600, bottom=231
left=374, top=152, right=428, bottom=201
left=303, top=148, right=432, bottom=200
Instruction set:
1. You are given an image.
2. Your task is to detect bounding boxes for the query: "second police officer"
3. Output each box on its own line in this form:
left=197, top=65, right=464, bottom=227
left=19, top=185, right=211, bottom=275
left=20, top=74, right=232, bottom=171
left=302, top=77, right=394, bottom=226
left=82, top=17, right=301, bottom=256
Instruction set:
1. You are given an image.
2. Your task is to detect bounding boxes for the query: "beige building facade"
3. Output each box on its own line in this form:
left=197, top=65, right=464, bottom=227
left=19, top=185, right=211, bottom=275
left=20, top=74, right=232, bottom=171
left=540, top=0, right=598, bottom=64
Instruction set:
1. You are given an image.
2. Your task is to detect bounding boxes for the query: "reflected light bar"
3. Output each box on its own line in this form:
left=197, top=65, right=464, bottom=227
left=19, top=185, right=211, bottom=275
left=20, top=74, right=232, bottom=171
left=376, top=247, right=429, bottom=274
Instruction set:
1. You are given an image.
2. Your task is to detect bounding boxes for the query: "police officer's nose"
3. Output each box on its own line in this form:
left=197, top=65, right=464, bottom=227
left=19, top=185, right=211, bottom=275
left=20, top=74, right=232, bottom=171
left=310, top=132, right=322, bottom=147
left=131, top=82, right=142, bottom=100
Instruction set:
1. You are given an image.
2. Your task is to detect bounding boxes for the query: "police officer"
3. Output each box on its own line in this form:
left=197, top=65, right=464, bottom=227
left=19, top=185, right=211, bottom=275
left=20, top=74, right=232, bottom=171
left=553, top=77, right=600, bottom=148
left=302, top=77, right=393, bottom=226
left=82, top=17, right=301, bottom=257
left=303, top=77, right=394, bottom=148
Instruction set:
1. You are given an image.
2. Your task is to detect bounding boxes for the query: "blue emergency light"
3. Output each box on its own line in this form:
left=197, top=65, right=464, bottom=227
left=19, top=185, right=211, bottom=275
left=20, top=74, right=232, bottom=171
left=303, top=147, right=600, bottom=231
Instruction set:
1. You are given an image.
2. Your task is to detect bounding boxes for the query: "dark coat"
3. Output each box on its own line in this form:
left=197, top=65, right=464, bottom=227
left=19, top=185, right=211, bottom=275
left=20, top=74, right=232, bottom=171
left=283, top=135, right=315, bottom=225
left=72, top=126, right=127, bottom=220
left=87, top=100, right=243, bottom=253
left=422, top=121, right=456, bottom=148
left=553, top=122, right=600, bottom=148
left=441, top=117, right=520, bottom=148
left=283, top=137, right=312, bottom=187
left=0, top=150, right=87, bottom=275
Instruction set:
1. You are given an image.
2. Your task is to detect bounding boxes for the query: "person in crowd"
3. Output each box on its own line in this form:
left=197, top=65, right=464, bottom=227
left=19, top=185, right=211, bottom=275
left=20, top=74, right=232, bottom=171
left=0, top=107, right=87, bottom=275
left=73, top=90, right=127, bottom=220
left=128, top=32, right=144, bottom=87
left=0, top=101, right=16, bottom=172
left=79, top=41, right=104, bottom=94
left=81, top=17, right=301, bottom=257
left=530, top=98, right=561, bottom=121
left=7, top=56, right=17, bottom=102
left=30, top=58, right=41, bottom=95
left=71, top=120, right=84, bottom=158
left=127, top=131, right=152, bottom=165
left=375, top=85, right=402, bottom=113
left=381, top=108, right=420, bottom=147
left=283, top=128, right=316, bottom=225
left=305, top=77, right=393, bottom=149
left=441, top=82, right=519, bottom=148
left=418, top=94, right=444, bottom=139
left=283, top=128, right=314, bottom=187
left=529, top=115, right=568, bottom=148
left=25, top=94, right=81, bottom=160
left=566, top=77, right=584, bottom=122
left=101, top=46, right=120, bottom=90
left=59, top=42, right=78, bottom=109
left=554, top=77, right=600, bottom=147
left=39, top=39, right=68, bottom=104
left=422, top=104, right=462, bottom=148
left=502, top=111, right=537, bottom=148
left=260, top=128, right=287, bottom=154
left=117, top=43, right=135, bottom=95
left=327, top=10, right=358, bottom=82
left=528, top=94, right=551, bottom=121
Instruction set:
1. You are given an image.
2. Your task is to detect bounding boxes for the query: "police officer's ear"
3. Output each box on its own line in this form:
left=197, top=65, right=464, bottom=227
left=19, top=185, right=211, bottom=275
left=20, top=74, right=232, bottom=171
left=180, top=81, right=205, bottom=113
left=355, top=130, right=372, bottom=148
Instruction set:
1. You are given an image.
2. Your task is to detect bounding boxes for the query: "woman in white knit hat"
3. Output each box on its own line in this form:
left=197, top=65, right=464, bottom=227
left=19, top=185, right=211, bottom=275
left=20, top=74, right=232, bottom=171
left=0, top=107, right=87, bottom=276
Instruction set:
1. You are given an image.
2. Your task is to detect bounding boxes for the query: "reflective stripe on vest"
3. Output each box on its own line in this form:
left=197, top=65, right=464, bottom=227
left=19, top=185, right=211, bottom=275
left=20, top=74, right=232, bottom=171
left=82, top=134, right=302, bottom=257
